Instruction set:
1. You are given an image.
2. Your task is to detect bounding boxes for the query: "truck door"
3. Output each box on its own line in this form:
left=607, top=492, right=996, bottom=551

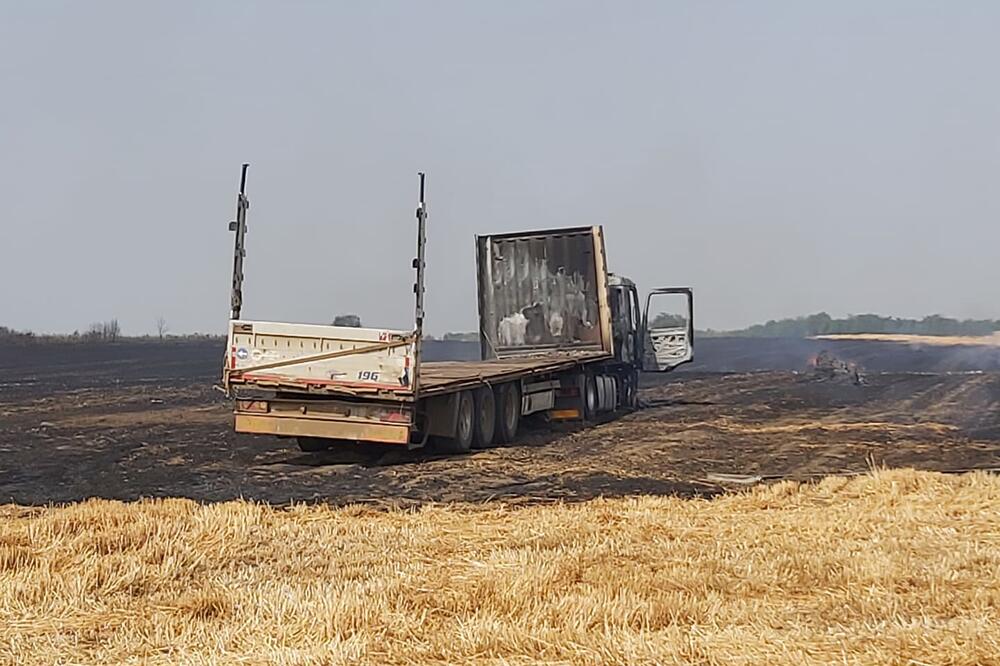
left=642, top=287, right=694, bottom=372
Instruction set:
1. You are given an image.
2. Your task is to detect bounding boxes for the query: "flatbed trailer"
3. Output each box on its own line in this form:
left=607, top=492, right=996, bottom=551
left=229, top=348, right=614, bottom=449
left=223, top=169, right=693, bottom=453
left=418, top=352, right=610, bottom=397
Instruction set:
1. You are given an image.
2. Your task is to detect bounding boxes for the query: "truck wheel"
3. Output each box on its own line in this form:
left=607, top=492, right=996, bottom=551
left=496, top=383, right=520, bottom=444
left=296, top=436, right=331, bottom=452
left=472, top=387, right=497, bottom=449
left=439, top=390, right=474, bottom=454
left=583, top=374, right=599, bottom=420
left=624, top=370, right=639, bottom=409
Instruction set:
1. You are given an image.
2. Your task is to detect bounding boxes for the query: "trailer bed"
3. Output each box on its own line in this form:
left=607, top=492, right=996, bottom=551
left=418, top=351, right=610, bottom=397
left=224, top=316, right=610, bottom=401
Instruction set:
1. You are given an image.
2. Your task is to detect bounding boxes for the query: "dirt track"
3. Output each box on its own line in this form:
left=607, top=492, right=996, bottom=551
left=1, top=342, right=999, bottom=506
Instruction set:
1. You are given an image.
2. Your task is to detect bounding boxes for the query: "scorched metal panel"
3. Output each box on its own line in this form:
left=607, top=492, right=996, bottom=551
left=475, top=226, right=612, bottom=360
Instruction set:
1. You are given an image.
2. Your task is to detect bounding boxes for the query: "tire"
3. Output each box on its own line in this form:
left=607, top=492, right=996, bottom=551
left=495, top=382, right=521, bottom=444
left=438, top=391, right=474, bottom=454
left=472, top=387, right=497, bottom=449
left=624, top=369, right=639, bottom=410
left=583, top=373, right=599, bottom=420
left=296, top=436, right=332, bottom=452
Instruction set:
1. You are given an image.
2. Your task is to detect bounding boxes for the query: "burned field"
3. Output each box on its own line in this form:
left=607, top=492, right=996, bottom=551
left=4, top=340, right=1000, bottom=664
left=1, top=339, right=999, bottom=506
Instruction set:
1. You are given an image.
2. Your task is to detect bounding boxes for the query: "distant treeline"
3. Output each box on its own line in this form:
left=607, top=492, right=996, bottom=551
left=0, top=325, right=223, bottom=345
left=439, top=331, right=480, bottom=342
left=706, top=313, right=1000, bottom=338
left=6, top=311, right=998, bottom=344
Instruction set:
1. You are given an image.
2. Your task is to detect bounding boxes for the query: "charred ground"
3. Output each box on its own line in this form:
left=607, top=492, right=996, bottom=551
left=1, top=339, right=999, bottom=506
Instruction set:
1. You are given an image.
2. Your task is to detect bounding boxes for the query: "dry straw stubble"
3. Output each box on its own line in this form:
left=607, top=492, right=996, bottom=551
left=1, top=469, right=999, bottom=665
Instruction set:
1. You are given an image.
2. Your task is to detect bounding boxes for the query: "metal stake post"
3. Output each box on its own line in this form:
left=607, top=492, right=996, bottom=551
left=229, top=163, right=250, bottom=320
left=412, top=172, right=427, bottom=397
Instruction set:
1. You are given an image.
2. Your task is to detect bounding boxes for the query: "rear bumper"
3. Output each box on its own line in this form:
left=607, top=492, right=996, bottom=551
left=234, top=398, right=412, bottom=445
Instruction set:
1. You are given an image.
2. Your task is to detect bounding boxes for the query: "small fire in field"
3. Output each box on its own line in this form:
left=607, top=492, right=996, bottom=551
left=810, top=350, right=866, bottom=384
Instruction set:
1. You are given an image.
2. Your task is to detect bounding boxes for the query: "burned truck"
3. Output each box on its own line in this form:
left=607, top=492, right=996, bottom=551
left=222, top=169, right=694, bottom=453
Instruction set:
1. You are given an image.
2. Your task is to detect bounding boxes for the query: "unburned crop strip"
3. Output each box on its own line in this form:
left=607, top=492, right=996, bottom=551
left=1, top=469, right=999, bottom=665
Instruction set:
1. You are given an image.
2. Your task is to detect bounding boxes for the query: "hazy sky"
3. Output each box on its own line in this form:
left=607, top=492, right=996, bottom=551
left=2, top=1, right=999, bottom=335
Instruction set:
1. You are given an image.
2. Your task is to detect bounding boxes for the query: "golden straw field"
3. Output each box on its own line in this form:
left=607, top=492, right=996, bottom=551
left=2, top=469, right=999, bottom=665
left=813, top=332, right=1000, bottom=347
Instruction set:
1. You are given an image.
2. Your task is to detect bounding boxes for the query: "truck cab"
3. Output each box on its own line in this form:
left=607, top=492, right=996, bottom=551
left=608, top=274, right=694, bottom=373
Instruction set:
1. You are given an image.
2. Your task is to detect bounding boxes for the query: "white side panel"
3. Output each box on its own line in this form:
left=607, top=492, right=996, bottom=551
left=225, top=320, right=415, bottom=393
left=643, top=327, right=693, bottom=371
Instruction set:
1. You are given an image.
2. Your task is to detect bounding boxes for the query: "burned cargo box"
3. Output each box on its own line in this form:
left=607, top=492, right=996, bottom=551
left=476, top=226, right=613, bottom=360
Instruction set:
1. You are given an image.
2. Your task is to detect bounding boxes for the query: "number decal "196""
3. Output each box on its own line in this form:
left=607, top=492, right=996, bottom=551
left=358, top=370, right=380, bottom=381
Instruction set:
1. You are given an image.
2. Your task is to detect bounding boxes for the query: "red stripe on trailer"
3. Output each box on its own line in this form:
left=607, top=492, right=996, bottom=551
left=240, top=373, right=410, bottom=392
